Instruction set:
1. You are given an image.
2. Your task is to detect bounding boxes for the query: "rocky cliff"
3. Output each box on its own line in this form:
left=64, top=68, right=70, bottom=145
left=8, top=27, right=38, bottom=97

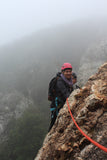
left=78, top=39, right=107, bottom=86
left=35, top=62, right=107, bottom=160
left=0, top=90, right=33, bottom=143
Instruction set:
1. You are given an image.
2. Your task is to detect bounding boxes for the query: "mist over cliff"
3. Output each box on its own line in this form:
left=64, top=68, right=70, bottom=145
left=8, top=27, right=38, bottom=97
left=0, top=18, right=107, bottom=92
left=0, top=18, right=107, bottom=160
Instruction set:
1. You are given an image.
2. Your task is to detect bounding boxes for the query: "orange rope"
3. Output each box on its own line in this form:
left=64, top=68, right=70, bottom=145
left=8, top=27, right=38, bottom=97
left=66, top=98, right=107, bottom=153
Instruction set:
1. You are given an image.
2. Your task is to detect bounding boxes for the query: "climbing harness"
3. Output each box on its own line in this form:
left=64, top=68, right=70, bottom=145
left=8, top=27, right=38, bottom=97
left=50, top=97, right=62, bottom=117
left=55, top=97, right=58, bottom=116
left=66, top=98, right=107, bottom=153
left=50, top=97, right=59, bottom=118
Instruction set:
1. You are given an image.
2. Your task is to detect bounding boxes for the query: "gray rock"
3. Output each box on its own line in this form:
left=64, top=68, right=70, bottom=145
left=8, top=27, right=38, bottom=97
left=78, top=39, right=107, bottom=86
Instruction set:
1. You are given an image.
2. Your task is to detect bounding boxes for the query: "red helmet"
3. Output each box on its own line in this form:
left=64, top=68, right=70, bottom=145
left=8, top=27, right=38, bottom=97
left=61, top=63, right=72, bottom=71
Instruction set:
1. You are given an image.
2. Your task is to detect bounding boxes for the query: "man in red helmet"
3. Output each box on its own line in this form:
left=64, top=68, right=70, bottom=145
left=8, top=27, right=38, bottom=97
left=48, top=63, right=73, bottom=131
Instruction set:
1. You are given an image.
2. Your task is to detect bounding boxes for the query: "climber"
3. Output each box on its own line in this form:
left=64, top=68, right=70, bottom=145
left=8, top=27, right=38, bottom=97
left=48, top=63, right=73, bottom=131
left=71, top=72, right=80, bottom=89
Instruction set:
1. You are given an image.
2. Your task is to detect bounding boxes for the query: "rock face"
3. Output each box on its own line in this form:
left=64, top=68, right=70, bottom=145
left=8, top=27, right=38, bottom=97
left=78, top=39, right=107, bottom=86
left=35, top=62, right=107, bottom=160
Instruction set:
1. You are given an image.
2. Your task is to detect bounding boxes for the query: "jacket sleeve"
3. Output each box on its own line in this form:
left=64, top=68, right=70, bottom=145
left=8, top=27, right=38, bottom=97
left=56, top=79, right=71, bottom=101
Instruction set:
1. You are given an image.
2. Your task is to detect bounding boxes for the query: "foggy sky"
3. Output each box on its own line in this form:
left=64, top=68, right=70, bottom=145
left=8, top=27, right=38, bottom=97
left=0, top=0, right=107, bottom=46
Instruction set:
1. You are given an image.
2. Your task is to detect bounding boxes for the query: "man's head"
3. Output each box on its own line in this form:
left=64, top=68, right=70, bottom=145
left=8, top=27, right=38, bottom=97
left=61, top=63, right=72, bottom=80
left=72, top=72, right=77, bottom=84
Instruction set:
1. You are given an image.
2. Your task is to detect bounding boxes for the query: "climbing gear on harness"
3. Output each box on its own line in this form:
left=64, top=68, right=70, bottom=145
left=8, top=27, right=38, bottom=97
left=50, top=97, right=62, bottom=116
left=55, top=97, right=58, bottom=116
left=66, top=98, right=107, bottom=153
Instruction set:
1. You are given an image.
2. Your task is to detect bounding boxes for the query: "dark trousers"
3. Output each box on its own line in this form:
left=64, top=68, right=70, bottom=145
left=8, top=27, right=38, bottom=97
left=48, top=111, right=57, bottom=132
left=48, top=98, right=64, bottom=132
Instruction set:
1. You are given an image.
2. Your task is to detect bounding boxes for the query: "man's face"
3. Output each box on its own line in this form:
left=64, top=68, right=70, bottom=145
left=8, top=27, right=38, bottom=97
left=63, top=69, right=72, bottom=80
left=72, top=77, right=77, bottom=84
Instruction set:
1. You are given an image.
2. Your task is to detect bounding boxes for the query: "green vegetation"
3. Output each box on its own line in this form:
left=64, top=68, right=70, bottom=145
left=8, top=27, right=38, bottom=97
left=0, top=105, right=49, bottom=160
